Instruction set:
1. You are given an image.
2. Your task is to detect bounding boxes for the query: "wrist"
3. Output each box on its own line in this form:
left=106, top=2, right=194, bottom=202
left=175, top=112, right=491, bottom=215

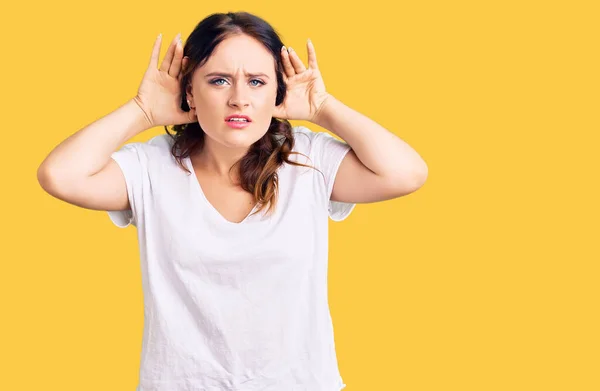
left=131, top=96, right=154, bottom=129
left=311, top=93, right=335, bottom=128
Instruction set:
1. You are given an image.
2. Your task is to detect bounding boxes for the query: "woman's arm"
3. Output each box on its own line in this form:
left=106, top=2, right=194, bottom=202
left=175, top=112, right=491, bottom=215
left=37, top=99, right=151, bottom=210
left=313, top=94, right=428, bottom=203
left=38, top=99, right=150, bottom=182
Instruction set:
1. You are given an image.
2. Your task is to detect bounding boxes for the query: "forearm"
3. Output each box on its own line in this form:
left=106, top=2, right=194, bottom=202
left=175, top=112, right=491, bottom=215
left=38, top=98, right=151, bottom=182
left=313, top=94, right=428, bottom=182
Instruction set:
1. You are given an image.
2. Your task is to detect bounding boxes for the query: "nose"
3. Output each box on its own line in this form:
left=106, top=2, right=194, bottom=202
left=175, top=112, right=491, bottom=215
left=228, top=83, right=250, bottom=108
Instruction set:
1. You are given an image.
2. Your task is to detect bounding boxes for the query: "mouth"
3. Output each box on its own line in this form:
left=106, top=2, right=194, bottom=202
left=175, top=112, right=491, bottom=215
left=225, top=114, right=252, bottom=122
left=224, top=114, right=252, bottom=129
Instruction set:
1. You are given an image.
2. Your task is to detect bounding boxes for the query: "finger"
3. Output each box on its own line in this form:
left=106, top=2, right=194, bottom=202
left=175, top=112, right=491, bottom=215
left=307, top=39, right=319, bottom=70
left=287, top=47, right=306, bottom=74
left=160, top=33, right=180, bottom=73
left=149, top=33, right=162, bottom=69
left=169, top=37, right=183, bottom=77
left=179, top=56, right=189, bottom=81
left=281, top=46, right=296, bottom=78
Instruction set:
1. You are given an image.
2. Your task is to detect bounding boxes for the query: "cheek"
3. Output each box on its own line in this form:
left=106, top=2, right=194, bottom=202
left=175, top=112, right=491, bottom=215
left=195, top=95, right=222, bottom=123
left=254, top=87, right=278, bottom=111
left=196, top=90, right=219, bottom=107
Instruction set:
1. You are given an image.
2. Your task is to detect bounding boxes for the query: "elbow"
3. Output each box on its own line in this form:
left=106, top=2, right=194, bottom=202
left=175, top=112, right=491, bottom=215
left=37, top=163, right=64, bottom=196
left=37, top=163, right=53, bottom=192
left=413, top=162, right=428, bottom=188
left=390, top=163, right=428, bottom=196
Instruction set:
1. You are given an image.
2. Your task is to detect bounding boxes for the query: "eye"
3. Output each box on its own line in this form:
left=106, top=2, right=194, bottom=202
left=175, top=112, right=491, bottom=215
left=209, top=78, right=227, bottom=86
left=208, top=78, right=266, bottom=87
left=250, top=79, right=266, bottom=87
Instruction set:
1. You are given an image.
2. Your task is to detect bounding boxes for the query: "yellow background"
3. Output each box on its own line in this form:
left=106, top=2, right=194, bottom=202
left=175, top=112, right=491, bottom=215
left=2, top=0, right=598, bottom=390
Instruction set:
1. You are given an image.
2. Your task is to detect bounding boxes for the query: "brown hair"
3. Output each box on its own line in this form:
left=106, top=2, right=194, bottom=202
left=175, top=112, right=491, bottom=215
left=164, top=11, right=320, bottom=218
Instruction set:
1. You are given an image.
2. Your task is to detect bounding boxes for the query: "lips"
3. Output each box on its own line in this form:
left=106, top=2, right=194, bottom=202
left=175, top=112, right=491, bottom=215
left=225, top=114, right=252, bottom=123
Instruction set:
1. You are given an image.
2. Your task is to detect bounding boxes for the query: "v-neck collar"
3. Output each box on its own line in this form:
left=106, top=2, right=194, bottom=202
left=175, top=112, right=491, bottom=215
left=184, top=155, right=259, bottom=226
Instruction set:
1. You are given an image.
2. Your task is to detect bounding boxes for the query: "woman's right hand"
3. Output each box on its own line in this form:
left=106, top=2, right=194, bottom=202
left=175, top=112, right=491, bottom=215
left=133, top=33, right=196, bottom=128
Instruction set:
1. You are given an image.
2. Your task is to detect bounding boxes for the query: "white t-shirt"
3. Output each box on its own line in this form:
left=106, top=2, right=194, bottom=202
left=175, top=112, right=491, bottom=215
left=108, top=125, right=356, bottom=391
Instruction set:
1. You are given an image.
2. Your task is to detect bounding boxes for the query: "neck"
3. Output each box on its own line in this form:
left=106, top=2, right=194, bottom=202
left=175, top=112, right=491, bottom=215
left=192, top=138, right=249, bottom=184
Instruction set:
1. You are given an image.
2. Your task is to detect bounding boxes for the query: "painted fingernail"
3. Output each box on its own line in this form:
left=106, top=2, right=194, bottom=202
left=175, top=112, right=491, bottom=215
left=288, top=47, right=294, bottom=52
left=281, top=45, right=286, bottom=52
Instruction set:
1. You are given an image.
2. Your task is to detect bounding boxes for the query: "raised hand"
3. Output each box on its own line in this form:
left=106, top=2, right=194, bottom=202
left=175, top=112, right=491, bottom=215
left=133, top=33, right=197, bottom=127
left=273, top=39, right=331, bottom=123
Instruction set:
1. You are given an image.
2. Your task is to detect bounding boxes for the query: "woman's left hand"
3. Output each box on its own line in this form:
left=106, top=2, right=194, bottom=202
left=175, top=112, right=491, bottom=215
left=273, top=39, right=332, bottom=123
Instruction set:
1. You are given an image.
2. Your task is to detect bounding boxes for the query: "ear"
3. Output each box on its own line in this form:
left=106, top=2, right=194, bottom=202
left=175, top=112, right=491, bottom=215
left=185, top=83, right=194, bottom=100
left=183, top=59, right=194, bottom=100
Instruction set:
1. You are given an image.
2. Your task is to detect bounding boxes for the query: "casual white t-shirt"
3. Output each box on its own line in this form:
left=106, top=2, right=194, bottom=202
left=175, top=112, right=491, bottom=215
left=108, top=125, right=356, bottom=391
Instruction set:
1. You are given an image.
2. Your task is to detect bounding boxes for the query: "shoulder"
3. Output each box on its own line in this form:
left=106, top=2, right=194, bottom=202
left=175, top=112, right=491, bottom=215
left=145, top=133, right=175, bottom=152
left=291, top=125, right=318, bottom=140
left=290, top=125, right=349, bottom=156
left=290, top=125, right=321, bottom=155
left=123, top=133, right=174, bottom=159
left=111, top=134, right=177, bottom=174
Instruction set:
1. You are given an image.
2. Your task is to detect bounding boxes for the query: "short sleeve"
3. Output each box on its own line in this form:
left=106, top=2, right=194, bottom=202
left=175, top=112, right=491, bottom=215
left=295, top=126, right=356, bottom=221
left=107, top=142, right=147, bottom=228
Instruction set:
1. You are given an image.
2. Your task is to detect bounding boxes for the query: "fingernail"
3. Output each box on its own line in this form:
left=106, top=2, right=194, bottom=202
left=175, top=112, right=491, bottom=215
left=281, top=45, right=286, bottom=51
left=308, top=38, right=312, bottom=44
left=288, top=47, right=294, bottom=52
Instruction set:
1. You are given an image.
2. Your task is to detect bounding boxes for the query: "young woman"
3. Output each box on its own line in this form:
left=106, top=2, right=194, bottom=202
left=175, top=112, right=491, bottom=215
left=38, top=11, right=427, bottom=391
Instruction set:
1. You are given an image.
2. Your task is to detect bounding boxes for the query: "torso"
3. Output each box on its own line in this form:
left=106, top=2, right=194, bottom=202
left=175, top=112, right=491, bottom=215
left=107, top=127, right=353, bottom=390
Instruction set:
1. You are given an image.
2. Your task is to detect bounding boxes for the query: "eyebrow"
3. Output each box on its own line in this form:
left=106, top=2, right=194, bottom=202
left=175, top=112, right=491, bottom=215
left=204, top=72, right=270, bottom=79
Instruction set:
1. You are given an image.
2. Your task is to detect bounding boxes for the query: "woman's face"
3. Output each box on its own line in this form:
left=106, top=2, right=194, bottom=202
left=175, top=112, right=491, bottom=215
left=187, top=34, right=279, bottom=150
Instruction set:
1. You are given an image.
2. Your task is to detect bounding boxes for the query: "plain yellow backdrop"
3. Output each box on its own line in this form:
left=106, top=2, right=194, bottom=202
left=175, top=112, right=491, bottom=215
left=1, top=0, right=598, bottom=390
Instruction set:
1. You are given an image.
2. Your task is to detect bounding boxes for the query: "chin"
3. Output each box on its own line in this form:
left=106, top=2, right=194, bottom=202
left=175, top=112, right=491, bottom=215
left=219, top=131, right=264, bottom=149
left=224, top=124, right=269, bottom=142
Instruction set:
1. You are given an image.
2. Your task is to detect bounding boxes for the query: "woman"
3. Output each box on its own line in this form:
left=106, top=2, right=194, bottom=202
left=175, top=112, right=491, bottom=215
left=38, top=11, right=427, bottom=391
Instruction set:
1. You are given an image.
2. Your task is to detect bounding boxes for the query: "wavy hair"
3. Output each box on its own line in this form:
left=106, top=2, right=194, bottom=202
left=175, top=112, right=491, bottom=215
left=164, top=11, right=319, bottom=218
